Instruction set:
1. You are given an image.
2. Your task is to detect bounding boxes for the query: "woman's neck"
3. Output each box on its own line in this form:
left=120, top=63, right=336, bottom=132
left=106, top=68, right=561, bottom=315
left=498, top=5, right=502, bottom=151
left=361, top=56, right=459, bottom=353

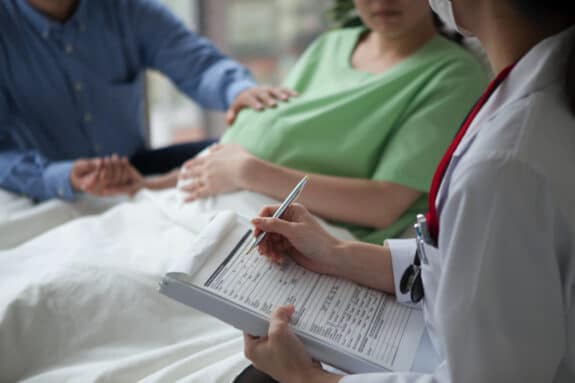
left=352, top=17, right=437, bottom=74
left=477, top=5, right=573, bottom=73
left=26, top=0, right=78, bottom=23
left=368, top=19, right=437, bottom=60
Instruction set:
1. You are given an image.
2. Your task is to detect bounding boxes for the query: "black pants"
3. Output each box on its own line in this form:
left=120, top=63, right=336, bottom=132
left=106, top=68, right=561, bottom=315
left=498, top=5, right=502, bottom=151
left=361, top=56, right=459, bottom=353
left=232, top=365, right=278, bottom=383
left=130, top=139, right=217, bottom=175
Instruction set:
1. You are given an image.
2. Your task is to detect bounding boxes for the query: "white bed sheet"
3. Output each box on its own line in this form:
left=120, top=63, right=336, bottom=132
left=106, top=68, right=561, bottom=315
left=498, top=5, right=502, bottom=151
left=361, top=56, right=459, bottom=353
left=0, top=189, right=128, bottom=250
left=0, top=188, right=356, bottom=382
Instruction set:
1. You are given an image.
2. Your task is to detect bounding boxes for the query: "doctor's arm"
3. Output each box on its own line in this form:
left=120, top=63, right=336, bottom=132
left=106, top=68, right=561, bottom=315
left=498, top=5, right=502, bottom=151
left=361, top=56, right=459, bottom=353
left=246, top=158, right=567, bottom=383
left=341, top=158, right=566, bottom=383
left=346, top=158, right=567, bottom=383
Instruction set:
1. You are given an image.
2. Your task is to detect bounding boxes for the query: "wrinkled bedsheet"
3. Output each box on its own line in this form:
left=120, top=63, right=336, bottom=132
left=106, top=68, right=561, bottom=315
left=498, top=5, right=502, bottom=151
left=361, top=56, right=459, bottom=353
left=0, top=188, right=355, bottom=382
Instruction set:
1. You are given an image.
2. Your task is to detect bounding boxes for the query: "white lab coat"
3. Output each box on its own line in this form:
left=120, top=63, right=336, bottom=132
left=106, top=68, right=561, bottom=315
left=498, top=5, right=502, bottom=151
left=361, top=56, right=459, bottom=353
left=342, top=26, right=575, bottom=382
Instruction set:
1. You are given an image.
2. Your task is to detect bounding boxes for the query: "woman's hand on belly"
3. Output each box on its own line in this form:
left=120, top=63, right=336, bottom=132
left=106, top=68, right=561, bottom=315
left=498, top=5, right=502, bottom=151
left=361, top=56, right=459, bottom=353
left=179, top=143, right=255, bottom=202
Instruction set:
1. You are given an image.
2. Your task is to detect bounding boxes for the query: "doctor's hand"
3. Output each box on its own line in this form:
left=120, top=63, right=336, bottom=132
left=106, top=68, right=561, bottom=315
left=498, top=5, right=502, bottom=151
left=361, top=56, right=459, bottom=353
left=179, top=143, right=254, bottom=202
left=243, top=305, right=341, bottom=383
left=251, top=204, right=342, bottom=276
left=226, top=85, right=298, bottom=125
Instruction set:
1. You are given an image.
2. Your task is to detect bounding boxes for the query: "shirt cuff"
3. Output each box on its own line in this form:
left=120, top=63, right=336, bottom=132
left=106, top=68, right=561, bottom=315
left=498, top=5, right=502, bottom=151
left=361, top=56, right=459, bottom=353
left=44, top=161, right=77, bottom=201
left=225, top=79, right=256, bottom=109
left=386, top=238, right=418, bottom=304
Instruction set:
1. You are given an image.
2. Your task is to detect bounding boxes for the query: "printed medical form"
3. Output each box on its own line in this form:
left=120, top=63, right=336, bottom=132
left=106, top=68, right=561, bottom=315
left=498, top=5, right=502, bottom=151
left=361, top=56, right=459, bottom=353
left=162, top=212, right=424, bottom=373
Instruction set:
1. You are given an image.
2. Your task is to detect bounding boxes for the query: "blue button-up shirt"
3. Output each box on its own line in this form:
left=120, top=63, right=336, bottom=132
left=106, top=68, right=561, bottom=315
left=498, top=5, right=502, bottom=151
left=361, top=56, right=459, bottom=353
left=0, top=0, right=255, bottom=201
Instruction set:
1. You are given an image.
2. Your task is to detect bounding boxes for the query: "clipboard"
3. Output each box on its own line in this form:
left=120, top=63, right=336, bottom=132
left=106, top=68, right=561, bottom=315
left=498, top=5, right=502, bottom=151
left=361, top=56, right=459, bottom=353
left=158, top=212, right=424, bottom=374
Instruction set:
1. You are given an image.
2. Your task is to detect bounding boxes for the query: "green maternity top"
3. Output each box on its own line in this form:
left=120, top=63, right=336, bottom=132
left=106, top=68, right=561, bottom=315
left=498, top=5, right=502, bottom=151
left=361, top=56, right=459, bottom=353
left=222, top=27, right=487, bottom=243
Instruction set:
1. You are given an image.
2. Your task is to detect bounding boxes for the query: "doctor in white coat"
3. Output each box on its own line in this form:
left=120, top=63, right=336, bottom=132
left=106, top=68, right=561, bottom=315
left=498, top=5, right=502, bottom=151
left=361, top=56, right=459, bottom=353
left=239, top=0, right=575, bottom=382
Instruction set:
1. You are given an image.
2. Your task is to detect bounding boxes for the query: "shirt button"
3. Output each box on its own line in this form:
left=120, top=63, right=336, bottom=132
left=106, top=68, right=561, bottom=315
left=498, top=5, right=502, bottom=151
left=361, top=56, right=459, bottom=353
left=58, top=187, right=64, bottom=197
left=74, top=82, right=83, bottom=92
left=42, top=31, right=49, bottom=40
left=65, top=44, right=74, bottom=54
left=84, top=113, right=93, bottom=123
left=79, top=24, right=86, bottom=32
left=93, top=144, right=101, bottom=153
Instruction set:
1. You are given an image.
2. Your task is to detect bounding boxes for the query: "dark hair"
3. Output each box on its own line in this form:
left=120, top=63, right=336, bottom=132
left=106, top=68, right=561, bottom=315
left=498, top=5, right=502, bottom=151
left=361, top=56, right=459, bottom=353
left=513, top=0, right=575, bottom=113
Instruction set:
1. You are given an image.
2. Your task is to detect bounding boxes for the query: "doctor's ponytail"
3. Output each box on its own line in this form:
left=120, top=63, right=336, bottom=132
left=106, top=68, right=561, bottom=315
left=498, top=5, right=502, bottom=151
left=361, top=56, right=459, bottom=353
left=513, top=0, right=575, bottom=114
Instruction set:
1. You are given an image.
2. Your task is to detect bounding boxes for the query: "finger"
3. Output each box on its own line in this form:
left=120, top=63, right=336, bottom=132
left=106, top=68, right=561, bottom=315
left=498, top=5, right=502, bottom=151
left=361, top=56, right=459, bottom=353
left=244, top=94, right=264, bottom=111
left=257, top=205, right=281, bottom=218
left=183, top=184, right=210, bottom=202
left=179, top=171, right=201, bottom=182
left=251, top=217, right=295, bottom=237
left=81, top=173, right=98, bottom=192
left=92, top=158, right=104, bottom=177
left=268, top=305, right=295, bottom=340
left=110, top=155, right=125, bottom=186
left=74, top=159, right=98, bottom=176
left=253, top=90, right=277, bottom=108
left=282, top=87, right=298, bottom=97
left=118, top=157, right=131, bottom=185
left=253, top=205, right=282, bottom=237
left=182, top=156, right=204, bottom=170
left=258, top=235, right=288, bottom=261
left=269, top=87, right=291, bottom=101
left=81, top=163, right=104, bottom=192
left=243, top=332, right=266, bottom=362
left=100, top=157, right=111, bottom=185
left=225, top=108, right=237, bottom=125
left=180, top=178, right=205, bottom=193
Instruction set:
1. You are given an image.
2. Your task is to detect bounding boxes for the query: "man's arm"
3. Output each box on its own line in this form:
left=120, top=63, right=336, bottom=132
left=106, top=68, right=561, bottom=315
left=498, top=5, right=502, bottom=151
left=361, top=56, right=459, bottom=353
left=0, top=88, right=76, bottom=202
left=129, top=0, right=255, bottom=111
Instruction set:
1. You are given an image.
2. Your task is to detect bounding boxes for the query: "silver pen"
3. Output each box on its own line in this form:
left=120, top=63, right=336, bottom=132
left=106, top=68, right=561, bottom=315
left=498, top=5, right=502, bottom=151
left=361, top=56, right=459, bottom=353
left=416, top=214, right=433, bottom=245
left=414, top=223, right=428, bottom=265
left=246, top=175, right=309, bottom=255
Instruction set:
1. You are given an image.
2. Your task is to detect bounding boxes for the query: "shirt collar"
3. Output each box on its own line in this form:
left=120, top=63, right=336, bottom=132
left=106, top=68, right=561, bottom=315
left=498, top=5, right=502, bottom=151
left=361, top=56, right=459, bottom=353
left=16, top=0, right=87, bottom=38
left=453, top=25, right=575, bottom=157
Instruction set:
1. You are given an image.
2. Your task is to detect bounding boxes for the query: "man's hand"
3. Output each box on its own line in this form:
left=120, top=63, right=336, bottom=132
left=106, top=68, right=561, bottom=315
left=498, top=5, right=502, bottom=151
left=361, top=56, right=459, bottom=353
left=243, top=305, right=341, bottom=383
left=70, top=155, right=144, bottom=197
left=226, top=86, right=298, bottom=125
left=69, top=158, right=103, bottom=193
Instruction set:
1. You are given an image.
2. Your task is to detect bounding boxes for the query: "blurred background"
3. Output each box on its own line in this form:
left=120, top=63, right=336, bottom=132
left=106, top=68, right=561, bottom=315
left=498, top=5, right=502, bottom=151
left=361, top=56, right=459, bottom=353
left=147, top=0, right=332, bottom=148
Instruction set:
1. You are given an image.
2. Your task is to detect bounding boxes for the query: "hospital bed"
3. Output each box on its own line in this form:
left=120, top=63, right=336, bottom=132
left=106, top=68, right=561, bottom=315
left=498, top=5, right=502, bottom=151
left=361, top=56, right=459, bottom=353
left=0, top=188, right=127, bottom=250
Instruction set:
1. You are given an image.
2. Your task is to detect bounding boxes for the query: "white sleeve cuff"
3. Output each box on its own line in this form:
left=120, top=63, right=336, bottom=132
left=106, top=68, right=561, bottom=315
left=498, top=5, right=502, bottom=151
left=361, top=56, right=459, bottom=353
left=386, top=239, right=417, bottom=304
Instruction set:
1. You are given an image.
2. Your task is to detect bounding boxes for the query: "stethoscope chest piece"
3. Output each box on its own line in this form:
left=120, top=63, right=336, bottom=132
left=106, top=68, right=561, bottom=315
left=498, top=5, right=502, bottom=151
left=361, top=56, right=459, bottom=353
left=400, top=260, right=425, bottom=303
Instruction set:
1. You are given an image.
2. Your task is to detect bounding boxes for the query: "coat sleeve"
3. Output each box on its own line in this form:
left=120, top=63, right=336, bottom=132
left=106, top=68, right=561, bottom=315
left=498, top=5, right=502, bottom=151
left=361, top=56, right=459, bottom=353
left=0, top=85, right=75, bottom=201
left=342, top=156, right=567, bottom=382
left=128, top=0, right=255, bottom=111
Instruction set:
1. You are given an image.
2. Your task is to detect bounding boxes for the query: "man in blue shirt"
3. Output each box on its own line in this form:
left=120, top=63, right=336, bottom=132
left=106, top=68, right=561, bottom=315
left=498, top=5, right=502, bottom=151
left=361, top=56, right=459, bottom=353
left=0, top=0, right=295, bottom=202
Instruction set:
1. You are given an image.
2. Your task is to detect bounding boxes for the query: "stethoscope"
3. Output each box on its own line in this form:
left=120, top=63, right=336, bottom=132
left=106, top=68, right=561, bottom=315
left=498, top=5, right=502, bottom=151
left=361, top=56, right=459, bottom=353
left=399, top=248, right=424, bottom=303
left=399, top=214, right=430, bottom=303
